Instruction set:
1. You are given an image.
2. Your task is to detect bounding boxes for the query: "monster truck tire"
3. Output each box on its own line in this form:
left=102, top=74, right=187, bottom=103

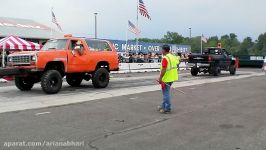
left=15, top=77, right=34, bottom=91
left=191, top=67, right=199, bottom=76
left=229, top=65, right=236, bottom=75
left=92, top=68, right=109, bottom=88
left=41, top=70, right=62, bottom=94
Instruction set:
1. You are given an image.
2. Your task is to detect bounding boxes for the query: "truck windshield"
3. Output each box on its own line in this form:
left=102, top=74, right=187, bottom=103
left=205, top=49, right=222, bottom=55
left=41, top=39, right=67, bottom=51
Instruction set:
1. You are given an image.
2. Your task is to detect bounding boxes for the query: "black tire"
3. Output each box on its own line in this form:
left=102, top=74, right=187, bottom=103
left=213, top=66, right=220, bottom=76
left=15, top=77, right=34, bottom=91
left=66, top=74, right=83, bottom=87
left=92, top=68, right=109, bottom=88
left=191, top=67, right=198, bottom=76
left=229, top=65, right=236, bottom=75
left=41, top=70, right=62, bottom=94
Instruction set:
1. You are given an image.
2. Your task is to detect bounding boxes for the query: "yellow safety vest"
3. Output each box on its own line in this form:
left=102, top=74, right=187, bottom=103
left=160, top=53, right=179, bottom=83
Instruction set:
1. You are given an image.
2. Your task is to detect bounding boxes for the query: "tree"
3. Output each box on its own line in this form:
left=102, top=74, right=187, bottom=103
left=249, top=33, right=266, bottom=55
left=206, top=36, right=219, bottom=47
left=220, top=33, right=240, bottom=54
left=238, top=37, right=253, bottom=55
left=161, top=32, right=184, bottom=44
left=138, top=31, right=266, bottom=55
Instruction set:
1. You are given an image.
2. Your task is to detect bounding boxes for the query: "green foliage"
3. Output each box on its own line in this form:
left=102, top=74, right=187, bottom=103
left=161, top=32, right=184, bottom=44
left=238, top=37, right=253, bottom=55
left=138, top=31, right=266, bottom=55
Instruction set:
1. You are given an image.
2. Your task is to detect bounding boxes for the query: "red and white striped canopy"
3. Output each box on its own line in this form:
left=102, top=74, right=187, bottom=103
left=0, top=35, right=40, bottom=51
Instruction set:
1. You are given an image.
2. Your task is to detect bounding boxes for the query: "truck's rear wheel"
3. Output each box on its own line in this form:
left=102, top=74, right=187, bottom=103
left=191, top=67, right=199, bottom=76
left=213, top=66, right=220, bottom=76
left=41, top=70, right=62, bottom=94
left=15, top=77, right=34, bottom=91
left=229, top=65, right=236, bottom=75
left=66, top=74, right=83, bottom=87
left=92, top=68, right=109, bottom=88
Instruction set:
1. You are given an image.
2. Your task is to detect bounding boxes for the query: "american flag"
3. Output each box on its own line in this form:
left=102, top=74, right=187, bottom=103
left=201, top=35, right=208, bottom=43
left=52, top=10, right=63, bottom=31
left=139, top=0, right=151, bottom=20
left=128, top=20, right=140, bottom=35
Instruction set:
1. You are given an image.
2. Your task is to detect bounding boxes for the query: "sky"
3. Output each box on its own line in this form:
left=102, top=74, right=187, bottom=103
left=0, top=0, right=265, bottom=41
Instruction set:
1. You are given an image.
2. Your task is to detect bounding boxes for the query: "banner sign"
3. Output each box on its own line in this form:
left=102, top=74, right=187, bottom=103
left=109, top=39, right=191, bottom=54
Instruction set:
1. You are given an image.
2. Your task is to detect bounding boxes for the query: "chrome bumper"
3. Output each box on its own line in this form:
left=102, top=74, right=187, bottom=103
left=187, top=63, right=210, bottom=68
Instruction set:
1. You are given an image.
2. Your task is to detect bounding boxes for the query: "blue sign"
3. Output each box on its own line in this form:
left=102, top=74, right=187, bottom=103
left=109, top=39, right=191, bottom=54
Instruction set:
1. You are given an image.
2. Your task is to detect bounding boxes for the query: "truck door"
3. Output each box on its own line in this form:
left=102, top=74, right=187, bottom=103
left=222, top=49, right=231, bottom=68
left=67, top=40, right=89, bottom=73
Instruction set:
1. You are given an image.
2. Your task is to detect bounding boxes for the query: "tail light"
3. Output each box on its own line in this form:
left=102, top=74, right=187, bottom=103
left=208, top=56, right=212, bottom=62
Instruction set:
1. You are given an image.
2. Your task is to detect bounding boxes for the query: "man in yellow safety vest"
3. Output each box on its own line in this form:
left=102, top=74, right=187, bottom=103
left=158, top=45, right=180, bottom=113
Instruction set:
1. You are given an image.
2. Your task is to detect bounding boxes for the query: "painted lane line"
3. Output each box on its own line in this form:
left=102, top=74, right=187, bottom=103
left=35, top=112, right=51, bottom=116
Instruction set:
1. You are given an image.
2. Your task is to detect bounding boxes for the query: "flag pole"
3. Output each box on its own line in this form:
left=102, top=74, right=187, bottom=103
left=50, top=7, right=53, bottom=40
left=2, top=45, right=5, bottom=68
left=136, top=0, right=139, bottom=54
left=126, top=21, right=128, bottom=55
left=201, top=34, right=203, bottom=54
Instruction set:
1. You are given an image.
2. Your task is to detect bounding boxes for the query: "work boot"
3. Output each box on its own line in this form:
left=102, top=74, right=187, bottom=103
left=158, top=107, right=171, bottom=114
left=157, top=105, right=163, bottom=111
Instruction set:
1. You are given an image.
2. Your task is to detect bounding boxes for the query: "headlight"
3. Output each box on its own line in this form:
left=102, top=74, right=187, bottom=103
left=31, top=55, right=37, bottom=61
left=8, top=57, right=12, bottom=62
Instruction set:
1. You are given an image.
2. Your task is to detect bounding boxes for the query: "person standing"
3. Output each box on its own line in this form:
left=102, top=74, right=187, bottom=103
left=158, top=45, right=180, bottom=113
left=262, top=57, right=266, bottom=75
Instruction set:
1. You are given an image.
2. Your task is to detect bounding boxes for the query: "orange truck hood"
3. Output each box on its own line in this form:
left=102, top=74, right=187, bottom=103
left=8, top=50, right=64, bottom=56
left=9, top=51, right=38, bottom=56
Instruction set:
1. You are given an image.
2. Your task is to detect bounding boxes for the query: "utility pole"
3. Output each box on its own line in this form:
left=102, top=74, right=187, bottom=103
left=189, top=28, right=192, bottom=39
left=94, top=13, right=98, bottom=39
left=189, top=28, right=192, bottom=52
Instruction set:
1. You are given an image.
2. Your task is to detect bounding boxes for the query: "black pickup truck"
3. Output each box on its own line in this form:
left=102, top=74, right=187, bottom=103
left=187, top=47, right=236, bottom=76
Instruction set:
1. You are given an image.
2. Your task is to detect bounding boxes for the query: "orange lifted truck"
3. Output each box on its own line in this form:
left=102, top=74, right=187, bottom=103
left=0, top=35, right=119, bottom=94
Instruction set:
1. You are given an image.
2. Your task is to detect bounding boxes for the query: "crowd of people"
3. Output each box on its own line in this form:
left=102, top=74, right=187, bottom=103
left=118, top=52, right=190, bottom=63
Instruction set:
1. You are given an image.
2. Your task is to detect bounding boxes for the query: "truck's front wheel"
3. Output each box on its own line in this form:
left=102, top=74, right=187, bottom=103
left=229, top=65, right=236, bottom=75
left=41, top=70, right=62, bottom=94
left=15, top=77, right=34, bottom=91
left=92, top=68, right=109, bottom=88
left=66, top=74, right=83, bottom=87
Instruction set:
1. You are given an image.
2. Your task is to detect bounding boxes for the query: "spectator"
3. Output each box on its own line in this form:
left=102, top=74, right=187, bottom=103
left=263, top=57, right=266, bottom=75
left=158, top=54, right=162, bottom=62
left=129, top=54, right=134, bottom=63
left=132, top=53, right=137, bottom=63
left=5, top=51, right=10, bottom=66
left=154, top=53, right=159, bottom=63
left=136, top=54, right=144, bottom=63
left=0, top=52, right=2, bottom=67
left=148, top=53, right=153, bottom=63
left=144, top=54, right=149, bottom=63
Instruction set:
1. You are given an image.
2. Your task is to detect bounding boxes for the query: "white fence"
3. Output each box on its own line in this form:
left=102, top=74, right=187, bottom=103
left=113, top=62, right=189, bottom=73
